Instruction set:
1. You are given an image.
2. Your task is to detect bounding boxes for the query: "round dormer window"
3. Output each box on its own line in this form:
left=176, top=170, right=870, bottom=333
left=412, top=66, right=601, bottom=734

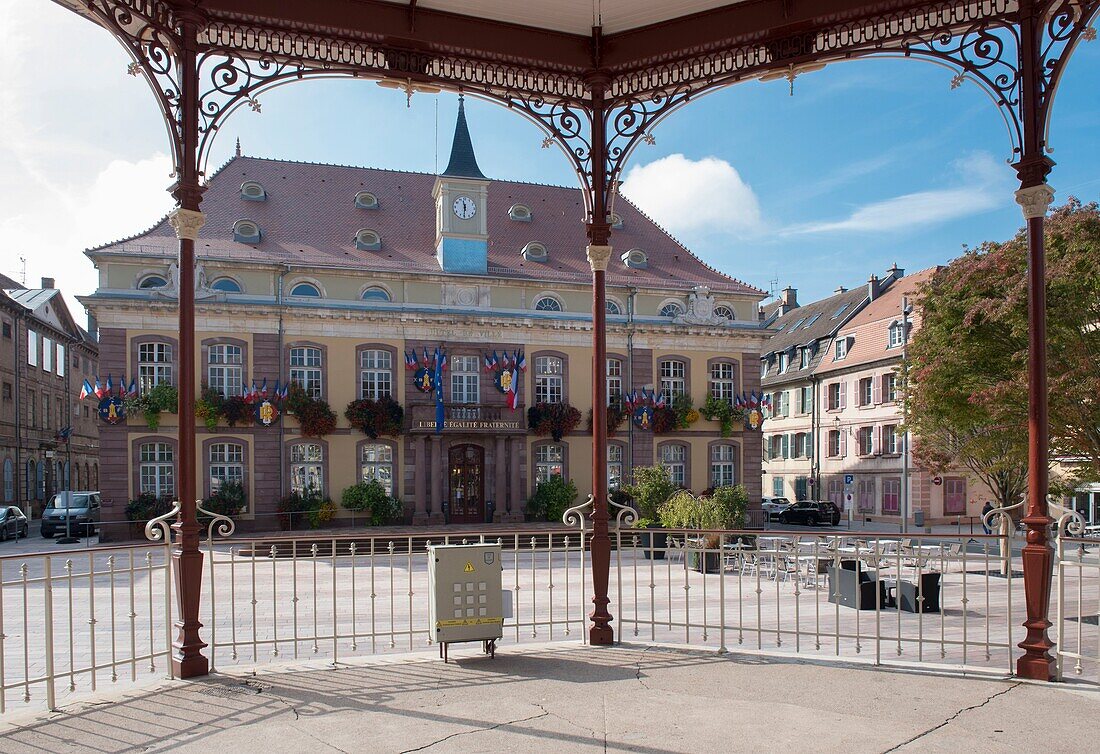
left=240, top=181, right=266, bottom=201
left=355, top=192, right=379, bottom=209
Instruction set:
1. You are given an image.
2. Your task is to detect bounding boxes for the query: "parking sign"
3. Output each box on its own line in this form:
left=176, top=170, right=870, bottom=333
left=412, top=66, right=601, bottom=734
left=844, top=474, right=854, bottom=485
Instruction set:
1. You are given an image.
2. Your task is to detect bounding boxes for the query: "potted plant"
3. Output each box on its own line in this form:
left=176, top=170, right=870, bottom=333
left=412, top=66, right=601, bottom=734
left=658, top=485, right=748, bottom=572
left=277, top=489, right=323, bottom=531
left=527, top=402, right=582, bottom=442
left=622, top=465, right=677, bottom=559
left=199, top=479, right=247, bottom=529
left=341, top=479, right=405, bottom=526
left=285, top=384, right=337, bottom=438
left=344, top=396, right=404, bottom=438
left=124, top=493, right=174, bottom=539
left=194, top=385, right=224, bottom=431
left=525, top=475, right=578, bottom=522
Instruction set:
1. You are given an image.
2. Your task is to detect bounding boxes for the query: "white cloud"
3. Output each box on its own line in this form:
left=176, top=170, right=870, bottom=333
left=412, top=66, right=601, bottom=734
left=620, top=154, right=763, bottom=237
left=786, top=151, right=1013, bottom=235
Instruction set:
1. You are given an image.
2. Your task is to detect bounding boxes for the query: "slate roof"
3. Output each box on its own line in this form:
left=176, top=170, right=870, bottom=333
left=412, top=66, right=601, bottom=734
left=441, top=96, right=487, bottom=180
left=760, top=285, right=874, bottom=389
left=86, top=155, right=764, bottom=296
left=817, top=267, right=940, bottom=374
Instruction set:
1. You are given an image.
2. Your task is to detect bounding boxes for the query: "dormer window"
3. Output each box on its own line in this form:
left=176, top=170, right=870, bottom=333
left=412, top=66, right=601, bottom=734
left=138, top=274, right=167, bottom=289
left=210, top=277, right=242, bottom=293
left=232, top=219, right=261, bottom=244
left=610, top=213, right=623, bottom=229
left=354, top=192, right=379, bottom=209
left=521, top=242, right=548, bottom=262
left=714, top=305, right=734, bottom=321
left=888, top=321, right=906, bottom=348
left=622, top=249, right=648, bottom=269
left=778, top=352, right=789, bottom=374
left=659, top=301, right=683, bottom=318
left=835, top=337, right=850, bottom=360
left=240, top=181, right=266, bottom=201
left=509, top=204, right=532, bottom=222
left=799, top=347, right=812, bottom=369
left=355, top=229, right=382, bottom=251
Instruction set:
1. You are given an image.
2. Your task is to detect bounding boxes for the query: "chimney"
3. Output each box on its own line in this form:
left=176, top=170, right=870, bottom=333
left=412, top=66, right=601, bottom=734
left=41, top=277, right=55, bottom=289
left=885, top=262, right=905, bottom=285
left=834, top=286, right=847, bottom=294
left=779, top=286, right=798, bottom=315
left=868, top=274, right=880, bottom=301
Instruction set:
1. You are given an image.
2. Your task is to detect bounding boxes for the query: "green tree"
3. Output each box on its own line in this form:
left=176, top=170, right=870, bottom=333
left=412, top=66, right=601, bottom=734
left=907, top=199, right=1100, bottom=505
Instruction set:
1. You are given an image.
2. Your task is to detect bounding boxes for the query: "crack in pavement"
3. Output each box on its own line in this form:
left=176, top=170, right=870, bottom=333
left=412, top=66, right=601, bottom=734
left=880, top=682, right=1022, bottom=753
left=634, top=646, right=656, bottom=690
left=397, top=706, right=551, bottom=753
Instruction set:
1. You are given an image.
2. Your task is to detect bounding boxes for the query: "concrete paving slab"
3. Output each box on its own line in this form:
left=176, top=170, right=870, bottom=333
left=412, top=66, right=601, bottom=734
left=0, top=642, right=1096, bottom=753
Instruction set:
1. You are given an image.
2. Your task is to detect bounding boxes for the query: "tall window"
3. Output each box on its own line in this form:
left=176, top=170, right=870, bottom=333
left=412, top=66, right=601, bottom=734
left=835, top=338, right=849, bottom=360
left=857, top=426, right=874, bottom=456
left=827, top=382, right=843, bottom=410
left=208, top=344, right=243, bottom=397
left=606, top=359, right=623, bottom=408
left=359, top=349, right=393, bottom=400
left=772, top=476, right=785, bottom=497
left=27, top=331, right=37, bottom=367
left=450, top=356, right=480, bottom=404
left=209, top=442, right=244, bottom=492
left=799, top=386, right=813, bottom=414
left=290, top=444, right=324, bottom=496
left=290, top=347, right=323, bottom=398
left=140, top=443, right=175, bottom=498
left=534, top=356, right=563, bottom=404
left=659, top=360, right=686, bottom=403
left=360, top=444, right=394, bottom=495
left=858, top=377, right=873, bottom=406
left=3, top=459, right=12, bottom=502
left=799, top=347, right=811, bottom=369
left=858, top=480, right=875, bottom=512
left=56, top=343, right=65, bottom=377
left=885, top=373, right=899, bottom=402
left=774, top=391, right=789, bottom=418
left=42, top=337, right=53, bottom=373
left=711, top=444, right=736, bottom=488
left=777, top=352, right=789, bottom=374
left=828, top=430, right=842, bottom=457
left=535, top=444, right=564, bottom=484
left=828, top=478, right=843, bottom=510
left=709, top=362, right=736, bottom=403
left=882, top=478, right=901, bottom=514
left=608, top=445, right=623, bottom=490
left=884, top=424, right=900, bottom=454
left=138, top=342, right=173, bottom=392
left=660, top=444, right=686, bottom=487
left=888, top=322, right=905, bottom=348
left=944, top=477, right=967, bottom=515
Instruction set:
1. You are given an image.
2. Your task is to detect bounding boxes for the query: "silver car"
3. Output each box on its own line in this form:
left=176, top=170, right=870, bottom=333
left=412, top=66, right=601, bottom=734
left=761, top=497, right=792, bottom=521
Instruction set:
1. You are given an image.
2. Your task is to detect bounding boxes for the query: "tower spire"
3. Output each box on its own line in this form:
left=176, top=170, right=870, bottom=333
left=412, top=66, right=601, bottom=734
left=441, top=94, right=487, bottom=179
left=235, top=137, right=241, bottom=157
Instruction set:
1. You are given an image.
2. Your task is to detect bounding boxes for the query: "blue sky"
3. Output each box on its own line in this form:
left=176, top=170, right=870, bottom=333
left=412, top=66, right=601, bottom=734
left=2, top=1, right=1099, bottom=314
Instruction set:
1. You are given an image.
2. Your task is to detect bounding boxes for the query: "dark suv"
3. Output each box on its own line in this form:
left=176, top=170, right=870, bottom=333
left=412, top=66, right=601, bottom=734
left=41, top=492, right=102, bottom=538
left=778, top=500, right=841, bottom=527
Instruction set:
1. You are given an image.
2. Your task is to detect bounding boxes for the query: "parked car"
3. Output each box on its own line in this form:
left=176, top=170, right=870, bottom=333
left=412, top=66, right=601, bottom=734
left=761, top=497, right=792, bottom=521
left=40, top=492, right=102, bottom=538
left=0, top=507, right=29, bottom=541
left=778, top=500, right=841, bottom=527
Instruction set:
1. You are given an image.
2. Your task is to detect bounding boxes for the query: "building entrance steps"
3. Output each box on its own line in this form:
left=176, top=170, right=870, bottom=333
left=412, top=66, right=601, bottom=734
left=2, top=643, right=1097, bottom=752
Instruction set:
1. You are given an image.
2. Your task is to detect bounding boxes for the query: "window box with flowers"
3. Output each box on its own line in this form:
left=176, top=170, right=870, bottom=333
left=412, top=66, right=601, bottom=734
left=527, top=402, right=582, bottom=442
left=653, top=394, right=699, bottom=435
left=125, top=383, right=178, bottom=430
left=701, top=396, right=746, bottom=437
left=585, top=404, right=628, bottom=436
left=344, top=396, right=404, bottom=438
left=285, top=383, right=337, bottom=438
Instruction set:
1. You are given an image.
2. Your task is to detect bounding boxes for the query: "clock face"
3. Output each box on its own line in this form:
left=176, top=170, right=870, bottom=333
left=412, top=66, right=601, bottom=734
left=452, top=196, right=477, bottom=220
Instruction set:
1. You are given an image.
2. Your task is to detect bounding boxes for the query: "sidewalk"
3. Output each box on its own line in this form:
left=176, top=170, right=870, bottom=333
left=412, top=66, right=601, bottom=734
left=1, top=643, right=1095, bottom=753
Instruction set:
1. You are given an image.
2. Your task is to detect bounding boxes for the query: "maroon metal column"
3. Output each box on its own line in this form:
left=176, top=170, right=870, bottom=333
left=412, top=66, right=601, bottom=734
left=167, top=7, right=209, bottom=679
left=586, top=71, right=614, bottom=645
left=1014, top=0, right=1056, bottom=682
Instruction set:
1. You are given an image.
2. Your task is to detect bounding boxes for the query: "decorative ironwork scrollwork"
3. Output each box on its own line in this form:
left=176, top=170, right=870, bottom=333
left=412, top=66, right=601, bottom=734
left=144, top=498, right=181, bottom=542
left=197, top=501, right=236, bottom=540
left=562, top=494, right=593, bottom=530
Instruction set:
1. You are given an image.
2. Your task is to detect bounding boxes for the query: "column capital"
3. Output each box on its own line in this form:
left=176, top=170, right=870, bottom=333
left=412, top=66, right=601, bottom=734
left=1014, top=184, right=1055, bottom=220
left=586, top=245, right=613, bottom=272
left=168, top=208, right=206, bottom=241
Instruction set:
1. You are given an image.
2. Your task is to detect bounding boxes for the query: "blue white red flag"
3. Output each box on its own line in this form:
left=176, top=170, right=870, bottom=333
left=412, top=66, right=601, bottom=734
left=79, top=379, right=93, bottom=400
left=517, top=351, right=527, bottom=372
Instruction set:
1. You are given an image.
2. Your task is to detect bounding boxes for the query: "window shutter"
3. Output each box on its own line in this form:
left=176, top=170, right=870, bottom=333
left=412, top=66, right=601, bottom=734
left=873, top=425, right=881, bottom=455
left=782, top=434, right=790, bottom=459
left=839, top=382, right=847, bottom=409
left=839, top=429, right=847, bottom=457
left=872, top=374, right=882, bottom=404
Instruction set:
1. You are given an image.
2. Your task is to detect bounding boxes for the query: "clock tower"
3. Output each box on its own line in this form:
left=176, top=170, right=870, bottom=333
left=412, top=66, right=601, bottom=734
left=433, top=95, right=490, bottom=274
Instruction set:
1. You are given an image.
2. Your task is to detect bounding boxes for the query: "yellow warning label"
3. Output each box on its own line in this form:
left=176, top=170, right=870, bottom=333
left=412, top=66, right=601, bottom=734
left=463, top=561, right=475, bottom=573
left=436, top=617, right=503, bottom=628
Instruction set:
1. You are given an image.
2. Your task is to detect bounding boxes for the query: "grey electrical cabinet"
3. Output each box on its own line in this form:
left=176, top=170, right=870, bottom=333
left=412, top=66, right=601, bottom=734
left=428, top=543, right=504, bottom=659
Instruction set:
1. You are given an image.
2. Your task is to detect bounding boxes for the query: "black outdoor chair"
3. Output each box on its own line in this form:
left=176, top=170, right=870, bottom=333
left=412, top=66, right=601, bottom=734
left=827, top=560, right=887, bottom=610
left=892, top=572, right=942, bottom=613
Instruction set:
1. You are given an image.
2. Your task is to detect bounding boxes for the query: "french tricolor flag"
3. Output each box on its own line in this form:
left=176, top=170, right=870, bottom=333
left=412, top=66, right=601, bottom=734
left=79, top=379, right=93, bottom=400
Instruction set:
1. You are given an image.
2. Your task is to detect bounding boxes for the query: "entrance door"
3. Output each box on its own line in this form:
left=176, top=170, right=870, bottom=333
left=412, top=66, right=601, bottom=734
left=448, top=444, right=485, bottom=524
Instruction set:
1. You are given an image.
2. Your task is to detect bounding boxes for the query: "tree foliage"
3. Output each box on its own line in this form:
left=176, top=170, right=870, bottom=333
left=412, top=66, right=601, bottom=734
left=907, top=198, right=1100, bottom=503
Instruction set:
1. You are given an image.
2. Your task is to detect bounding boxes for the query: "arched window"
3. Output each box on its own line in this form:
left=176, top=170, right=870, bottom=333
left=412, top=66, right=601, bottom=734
left=139, top=443, right=175, bottom=498
left=621, top=248, right=648, bottom=269
left=714, top=305, right=735, bottom=321
left=84, top=463, right=90, bottom=491
left=290, top=282, right=321, bottom=298
left=26, top=461, right=35, bottom=502
left=354, top=228, right=382, bottom=251
left=534, top=296, right=562, bottom=312
left=610, top=213, right=624, bottom=229
left=2, top=459, right=12, bottom=502
left=508, top=204, right=532, bottom=221
left=36, top=461, right=45, bottom=500
left=232, top=219, right=261, bottom=244
left=209, top=442, right=244, bottom=493
left=605, top=299, right=623, bottom=315
left=354, top=191, right=379, bottom=209
left=210, top=277, right=242, bottom=293
left=659, top=302, right=684, bottom=318
left=290, top=443, right=324, bottom=496
left=138, top=275, right=167, bottom=289
left=240, top=181, right=266, bottom=201
left=521, top=242, right=548, bottom=262
left=360, top=444, right=394, bottom=495
left=361, top=287, right=390, bottom=301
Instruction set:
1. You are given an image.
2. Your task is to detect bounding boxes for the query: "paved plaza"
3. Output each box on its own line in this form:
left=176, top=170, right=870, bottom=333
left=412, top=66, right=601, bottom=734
left=1, top=643, right=1098, bottom=753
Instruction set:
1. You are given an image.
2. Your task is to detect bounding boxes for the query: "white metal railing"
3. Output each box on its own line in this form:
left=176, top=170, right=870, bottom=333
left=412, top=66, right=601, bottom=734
left=0, top=542, right=173, bottom=714
left=1054, top=501, right=1100, bottom=682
